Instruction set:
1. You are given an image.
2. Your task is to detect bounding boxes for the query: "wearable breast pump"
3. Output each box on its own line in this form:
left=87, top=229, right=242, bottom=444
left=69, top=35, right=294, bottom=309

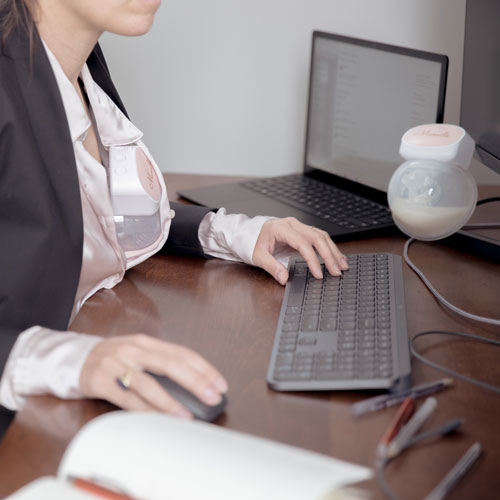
left=387, top=124, right=477, bottom=241
left=108, top=145, right=162, bottom=251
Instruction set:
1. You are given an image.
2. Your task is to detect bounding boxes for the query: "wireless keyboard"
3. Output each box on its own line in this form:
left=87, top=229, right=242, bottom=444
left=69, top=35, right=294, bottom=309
left=266, top=253, right=411, bottom=392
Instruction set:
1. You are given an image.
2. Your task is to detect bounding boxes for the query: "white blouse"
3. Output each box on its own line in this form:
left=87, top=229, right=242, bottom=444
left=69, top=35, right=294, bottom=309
left=0, top=43, right=275, bottom=411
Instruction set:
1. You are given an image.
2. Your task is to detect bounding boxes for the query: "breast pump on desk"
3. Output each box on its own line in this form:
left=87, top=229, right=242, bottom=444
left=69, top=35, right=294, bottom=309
left=387, top=123, right=477, bottom=241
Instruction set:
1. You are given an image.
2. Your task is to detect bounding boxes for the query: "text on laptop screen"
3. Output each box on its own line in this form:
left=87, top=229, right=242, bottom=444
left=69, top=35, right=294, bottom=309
left=306, top=35, right=445, bottom=192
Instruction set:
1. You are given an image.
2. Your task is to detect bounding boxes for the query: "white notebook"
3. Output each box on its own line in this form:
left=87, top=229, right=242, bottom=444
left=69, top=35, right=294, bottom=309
left=7, top=411, right=372, bottom=500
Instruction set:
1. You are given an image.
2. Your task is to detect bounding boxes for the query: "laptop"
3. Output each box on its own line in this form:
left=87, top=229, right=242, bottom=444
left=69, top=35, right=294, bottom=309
left=178, top=31, right=448, bottom=240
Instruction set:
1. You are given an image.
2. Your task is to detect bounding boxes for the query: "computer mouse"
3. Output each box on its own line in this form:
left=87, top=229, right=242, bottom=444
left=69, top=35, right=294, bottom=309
left=146, top=371, right=227, bottom=422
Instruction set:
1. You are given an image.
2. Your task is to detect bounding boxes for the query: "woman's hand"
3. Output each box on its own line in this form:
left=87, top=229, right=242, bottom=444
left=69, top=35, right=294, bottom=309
left=253, top=217, right=349, bottom=285
left=80, top=334, right=227, bottom=418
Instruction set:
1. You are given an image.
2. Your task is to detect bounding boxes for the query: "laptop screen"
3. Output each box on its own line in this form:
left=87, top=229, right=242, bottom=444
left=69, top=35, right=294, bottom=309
left=305, top=32, right=448, bottom=193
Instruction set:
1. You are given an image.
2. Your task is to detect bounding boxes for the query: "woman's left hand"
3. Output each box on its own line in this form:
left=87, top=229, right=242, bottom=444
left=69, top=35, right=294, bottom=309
left=252, top=217, right=349, bottom=285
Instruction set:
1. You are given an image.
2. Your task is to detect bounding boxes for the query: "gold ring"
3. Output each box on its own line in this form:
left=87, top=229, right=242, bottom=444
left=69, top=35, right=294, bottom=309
left=116, top=369, right=133, bottom=390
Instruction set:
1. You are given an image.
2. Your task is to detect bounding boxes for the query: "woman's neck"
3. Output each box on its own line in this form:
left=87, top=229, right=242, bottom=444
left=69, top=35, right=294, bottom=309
left=35, top=4, right=102, bottom=86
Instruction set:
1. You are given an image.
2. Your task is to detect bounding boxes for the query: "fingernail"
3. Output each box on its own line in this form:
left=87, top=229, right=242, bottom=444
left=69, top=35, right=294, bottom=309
left=214, top=376, right=228, bottom=393
left=203, top=386, right=222, bottom=404
left=332, top=265, right=341, bottom=276
left=277, top=270, right=286, bottom=284
left=340, top=256, right=350, bottom=270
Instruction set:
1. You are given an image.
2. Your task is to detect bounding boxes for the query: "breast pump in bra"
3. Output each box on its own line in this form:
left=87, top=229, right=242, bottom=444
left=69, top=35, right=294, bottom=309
left=108, top=145, right=162, bottom=251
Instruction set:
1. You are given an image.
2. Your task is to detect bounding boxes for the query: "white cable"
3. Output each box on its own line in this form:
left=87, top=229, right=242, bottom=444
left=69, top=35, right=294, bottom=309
left=403, top=238, right=500, bottom=326
left=410, top=331, right=500, bottom=394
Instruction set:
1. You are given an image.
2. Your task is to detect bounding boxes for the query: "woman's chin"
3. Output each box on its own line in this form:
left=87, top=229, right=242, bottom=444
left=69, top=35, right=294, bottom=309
left=111, top=17, right=156, bottom=37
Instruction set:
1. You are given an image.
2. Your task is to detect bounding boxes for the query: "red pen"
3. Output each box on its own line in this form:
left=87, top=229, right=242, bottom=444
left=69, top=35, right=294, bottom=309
left=70, top=477, right=139, bottom=500
left=376, top=396, right=415, bottom=458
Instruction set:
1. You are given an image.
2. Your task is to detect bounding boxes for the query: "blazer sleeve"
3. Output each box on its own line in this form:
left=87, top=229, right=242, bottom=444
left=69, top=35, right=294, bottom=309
left=161, top=202, right=216, bottom=258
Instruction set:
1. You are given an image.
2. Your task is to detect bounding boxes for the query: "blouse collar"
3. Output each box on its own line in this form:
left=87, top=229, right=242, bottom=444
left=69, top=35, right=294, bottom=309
left=41, top=40, right=143, bottom=147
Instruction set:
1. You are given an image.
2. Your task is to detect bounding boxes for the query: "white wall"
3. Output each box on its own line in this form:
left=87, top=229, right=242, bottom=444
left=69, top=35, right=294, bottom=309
left=100, top=0, right=499, bottom=184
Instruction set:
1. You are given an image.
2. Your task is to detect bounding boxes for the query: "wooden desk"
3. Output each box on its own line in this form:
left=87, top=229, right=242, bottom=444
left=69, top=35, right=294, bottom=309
left=0, top=174, right=499, bottom=499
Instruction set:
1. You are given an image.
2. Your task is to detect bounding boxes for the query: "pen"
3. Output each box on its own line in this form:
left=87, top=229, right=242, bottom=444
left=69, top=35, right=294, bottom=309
left=403, top=418, right=464, bottom=452
left=423, top=442, right=482, bottom=500
left=376, top=396, right=415, bottom=458
left=70, top=477, right=139, bottom=500
left=386, top=397, right=437, bottom=458
left=352, top=378, right=453, bottom=416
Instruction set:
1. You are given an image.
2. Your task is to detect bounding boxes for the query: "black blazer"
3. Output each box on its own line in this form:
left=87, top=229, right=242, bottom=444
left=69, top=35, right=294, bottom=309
left=0, top=27, right=213, bottom=377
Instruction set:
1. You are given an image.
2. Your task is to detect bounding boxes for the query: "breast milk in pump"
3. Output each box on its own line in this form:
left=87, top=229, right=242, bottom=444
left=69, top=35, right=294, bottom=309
left=387, top=124, right=477, bottom=240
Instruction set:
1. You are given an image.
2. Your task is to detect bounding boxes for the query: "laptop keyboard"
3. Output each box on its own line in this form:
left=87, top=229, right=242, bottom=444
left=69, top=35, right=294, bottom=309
left=266, top=253, right=411, bottom=391
left=240, top=175, right=393, bottom=230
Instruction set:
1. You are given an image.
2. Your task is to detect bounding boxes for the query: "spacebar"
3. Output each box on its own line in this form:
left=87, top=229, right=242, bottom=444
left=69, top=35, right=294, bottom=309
left=286, top=275, right=307, bottom=306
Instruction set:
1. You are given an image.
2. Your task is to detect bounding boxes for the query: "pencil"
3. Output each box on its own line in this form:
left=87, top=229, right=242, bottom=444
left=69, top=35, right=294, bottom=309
left=70, top=477, right=138, bottom=500
left=376, top=396, right=415, bottom=458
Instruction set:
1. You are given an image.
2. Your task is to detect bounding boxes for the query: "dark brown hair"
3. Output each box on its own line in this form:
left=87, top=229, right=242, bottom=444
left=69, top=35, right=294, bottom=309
left=0, top=0, right=36, bottom=45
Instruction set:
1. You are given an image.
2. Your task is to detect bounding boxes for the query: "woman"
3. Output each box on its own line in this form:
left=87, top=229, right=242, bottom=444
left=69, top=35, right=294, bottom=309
left=0, top=0, right=348, bottom=418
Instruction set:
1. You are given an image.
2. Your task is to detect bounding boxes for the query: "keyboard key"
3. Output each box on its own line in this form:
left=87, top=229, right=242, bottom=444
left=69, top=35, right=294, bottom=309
left=298, top=337, right=318, bottom=346
left=315, top=371, right=353, bottom=380
left=296, top=352, right=314, bottom=360
left=278, top=345, right=296, bottom=353
left=320, top=318, right=337, bottom=330
left=281, top=331, right=298, bottom=339
left=301, top=317, right=319, bottom=331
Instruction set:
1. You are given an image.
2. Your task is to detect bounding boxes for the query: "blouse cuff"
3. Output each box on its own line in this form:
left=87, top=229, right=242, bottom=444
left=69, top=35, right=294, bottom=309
left=198, top=208, right=276, bottom=264
left=0, top=326, right=102, bottom=411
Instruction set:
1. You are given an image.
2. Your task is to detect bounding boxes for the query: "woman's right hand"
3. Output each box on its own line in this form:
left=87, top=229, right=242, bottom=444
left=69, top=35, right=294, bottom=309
left=79, top=334, right=228, bottom=418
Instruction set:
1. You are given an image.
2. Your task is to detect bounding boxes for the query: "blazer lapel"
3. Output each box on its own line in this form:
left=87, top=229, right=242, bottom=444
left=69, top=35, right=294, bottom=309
left=3, top=28, right=83, bottom=253
left=1, top=28, right=83, bottom=328
left=87, top=43, right=129, bottom=119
